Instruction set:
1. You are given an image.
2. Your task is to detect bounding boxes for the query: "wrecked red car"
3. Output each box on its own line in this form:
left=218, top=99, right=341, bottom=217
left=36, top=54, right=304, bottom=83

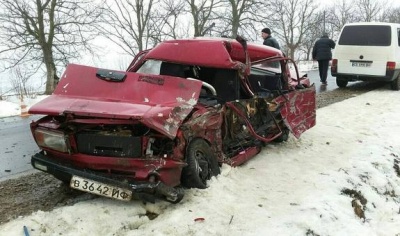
left=29, top=37, right=316, bottom=203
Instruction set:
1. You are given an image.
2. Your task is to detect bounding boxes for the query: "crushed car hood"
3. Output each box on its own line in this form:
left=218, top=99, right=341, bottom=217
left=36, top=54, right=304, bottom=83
left=29, top=64, right=203, bottom=139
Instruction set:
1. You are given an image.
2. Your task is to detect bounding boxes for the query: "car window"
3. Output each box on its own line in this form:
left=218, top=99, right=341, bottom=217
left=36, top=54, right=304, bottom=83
left=251, top=61, right=281, bottom=75
left=339, top=25, right=391, bottom=46
left=136, top=59, right=162, bottom=75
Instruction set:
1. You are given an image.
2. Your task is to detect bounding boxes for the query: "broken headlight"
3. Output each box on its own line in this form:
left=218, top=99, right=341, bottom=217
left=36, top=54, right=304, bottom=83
left=34, top=128, right=69, bottom=153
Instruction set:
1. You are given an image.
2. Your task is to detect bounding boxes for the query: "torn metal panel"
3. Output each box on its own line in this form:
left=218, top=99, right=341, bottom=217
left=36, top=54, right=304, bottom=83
left=274, top=85, right=316, bottom=138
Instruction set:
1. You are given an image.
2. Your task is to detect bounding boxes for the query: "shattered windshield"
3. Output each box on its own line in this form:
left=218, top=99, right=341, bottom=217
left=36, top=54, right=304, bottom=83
left=136, top=59, right=162, bottom=75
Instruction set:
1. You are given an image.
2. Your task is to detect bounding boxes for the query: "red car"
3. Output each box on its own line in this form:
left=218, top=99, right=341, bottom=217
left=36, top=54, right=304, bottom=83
left=29, top=37, right=316, bottom=203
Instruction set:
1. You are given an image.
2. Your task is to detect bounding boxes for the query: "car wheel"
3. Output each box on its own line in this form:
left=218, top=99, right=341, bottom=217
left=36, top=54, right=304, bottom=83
left=336, top=77, right=348, bottom=88
left=274, top=128, right=289, bottom=142
left=181, top=139, right=220, bottom=189
left=390, top=75, right=400, bottom=91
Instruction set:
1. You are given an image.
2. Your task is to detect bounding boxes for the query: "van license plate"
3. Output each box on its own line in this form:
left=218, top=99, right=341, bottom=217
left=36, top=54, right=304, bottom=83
left=70, top=175, right=132, bottom=201
left=352, top=62, right=371, bottom=67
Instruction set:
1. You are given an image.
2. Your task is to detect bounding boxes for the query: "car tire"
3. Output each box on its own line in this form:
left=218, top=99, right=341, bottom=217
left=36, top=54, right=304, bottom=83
left=336, top=77, right=348, bottom=88
left=181, top=139, right=220, bottom=189
left=390, top=75, right=400, bottom=91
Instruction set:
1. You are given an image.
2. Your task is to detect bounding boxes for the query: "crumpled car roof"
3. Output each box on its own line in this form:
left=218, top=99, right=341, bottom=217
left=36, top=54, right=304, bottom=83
left=144, top=37, right=283, bottom=69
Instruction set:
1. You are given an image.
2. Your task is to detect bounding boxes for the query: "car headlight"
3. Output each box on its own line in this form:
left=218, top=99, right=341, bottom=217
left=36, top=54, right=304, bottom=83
left=34, top=129, right=69, bottom=153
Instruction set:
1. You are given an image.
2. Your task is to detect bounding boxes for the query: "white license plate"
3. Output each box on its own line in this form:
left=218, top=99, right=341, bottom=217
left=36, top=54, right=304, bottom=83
left=351, top=62, right=371, bottom=67
left=70, top=175, right=132, bottom=201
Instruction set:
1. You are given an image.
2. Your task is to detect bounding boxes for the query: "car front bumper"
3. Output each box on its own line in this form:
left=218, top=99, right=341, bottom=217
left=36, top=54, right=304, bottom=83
left=31, top=151, right=184, bottom=203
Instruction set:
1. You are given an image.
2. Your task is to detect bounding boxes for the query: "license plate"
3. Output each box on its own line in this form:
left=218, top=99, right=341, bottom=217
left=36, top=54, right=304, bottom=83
left=351, top=62, right=371, bottom=67
left=70, top=176, right=132, bottom=201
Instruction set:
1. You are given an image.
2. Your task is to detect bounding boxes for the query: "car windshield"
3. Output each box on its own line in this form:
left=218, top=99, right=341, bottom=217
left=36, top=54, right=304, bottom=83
left=136, top=59, right=162, bottom=75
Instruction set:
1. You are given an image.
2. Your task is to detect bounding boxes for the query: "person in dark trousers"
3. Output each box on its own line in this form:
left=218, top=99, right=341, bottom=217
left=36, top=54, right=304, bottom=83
left=261, top=28, right=280, bottom=50
left=312, top=32, right=335, bottom=85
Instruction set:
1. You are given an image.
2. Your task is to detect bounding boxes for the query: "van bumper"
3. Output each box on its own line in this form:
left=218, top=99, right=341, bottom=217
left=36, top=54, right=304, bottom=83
left=331, top=69, right=400, bottom=82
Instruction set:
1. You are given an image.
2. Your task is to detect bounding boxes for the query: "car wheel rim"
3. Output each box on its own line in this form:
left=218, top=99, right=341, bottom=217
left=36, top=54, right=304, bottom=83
left=195, top=150, right=209, bottom=182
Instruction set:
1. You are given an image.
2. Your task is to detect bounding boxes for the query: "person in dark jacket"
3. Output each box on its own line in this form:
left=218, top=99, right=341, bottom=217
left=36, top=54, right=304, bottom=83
left=261, top=28, right=280, bottom=50
left=312, top=32, right=336, bottom=85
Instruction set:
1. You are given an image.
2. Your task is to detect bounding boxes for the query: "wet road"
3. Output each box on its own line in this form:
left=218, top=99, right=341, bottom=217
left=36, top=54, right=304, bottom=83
left=306, top=69, right=338, bottom=93
left=0, top=115, right=41, bottom=180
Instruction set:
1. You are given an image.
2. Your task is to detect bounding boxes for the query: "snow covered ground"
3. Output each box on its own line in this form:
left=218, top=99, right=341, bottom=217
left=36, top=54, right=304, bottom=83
left=0, top=95, right=47, bottom=118
left=0, top=88, right=399, bottom=235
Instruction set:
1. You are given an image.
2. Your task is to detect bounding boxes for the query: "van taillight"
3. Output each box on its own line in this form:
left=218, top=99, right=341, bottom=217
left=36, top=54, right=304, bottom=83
left=331, top=59, right=338, bottom=73
left=387, top=61, right=396, bottom=70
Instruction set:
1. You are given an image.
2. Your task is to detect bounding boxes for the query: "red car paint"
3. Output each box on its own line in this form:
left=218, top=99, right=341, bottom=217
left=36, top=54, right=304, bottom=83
left=29, top=37, right=316, bottom=203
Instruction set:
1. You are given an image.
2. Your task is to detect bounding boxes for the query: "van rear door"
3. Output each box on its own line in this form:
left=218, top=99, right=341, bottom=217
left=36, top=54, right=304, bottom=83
left=335, top=25, right=393, bottom=76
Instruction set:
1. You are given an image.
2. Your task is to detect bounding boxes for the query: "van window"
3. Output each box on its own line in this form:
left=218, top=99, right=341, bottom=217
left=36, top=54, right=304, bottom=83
left=398, top=28, right=400, bottom=46
left=339, top=25, right=391, bottom=46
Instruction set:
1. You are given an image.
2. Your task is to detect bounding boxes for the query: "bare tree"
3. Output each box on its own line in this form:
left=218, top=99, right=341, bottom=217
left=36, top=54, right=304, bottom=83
left=299, top=13, right=324, bottom=60
left=0, top=0, right=103, bottom=94
left=355, top=0, right=384, bottom=22
left=150, top=0, right=189, bottom=43
left=267, top=0, right=318, bottom=60
left=100, top=0, right=158, bottom=56
left=185, top=0, right=222, bottom=37
left=380, top=6, right=400, bottom=23
left=101, top=0, right=189, bottom=56
left=214, top=0, right=267, bottom=39
left=10, top=66, right=39, bottom=99
left=325, top=0, right=358, bottom=33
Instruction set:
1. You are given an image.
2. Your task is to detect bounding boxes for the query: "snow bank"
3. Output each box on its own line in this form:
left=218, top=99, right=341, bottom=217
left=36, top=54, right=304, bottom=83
left=0, top=88, right=399, bottom=235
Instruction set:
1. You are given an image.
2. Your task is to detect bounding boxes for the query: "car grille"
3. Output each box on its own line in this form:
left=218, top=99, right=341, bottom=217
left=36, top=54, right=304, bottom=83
left=76, top=133, right=142, bottom=158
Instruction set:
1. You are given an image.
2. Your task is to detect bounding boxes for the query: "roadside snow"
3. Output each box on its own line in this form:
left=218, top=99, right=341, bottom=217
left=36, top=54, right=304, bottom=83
left=0, top=101, right=20, bottom=118
left=0, top=96, right=48, bottom=118
left=0, top=89, right=400, bottom=236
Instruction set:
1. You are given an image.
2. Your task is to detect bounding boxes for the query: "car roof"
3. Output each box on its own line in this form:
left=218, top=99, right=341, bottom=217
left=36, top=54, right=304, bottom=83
left=144, top=37, right=283, bottom=69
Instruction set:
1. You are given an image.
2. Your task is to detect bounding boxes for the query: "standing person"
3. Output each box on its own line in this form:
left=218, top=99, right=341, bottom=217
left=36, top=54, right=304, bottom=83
left=261, top=28, right=280, bottom=50
left=312, top=32, right=335, bottom=85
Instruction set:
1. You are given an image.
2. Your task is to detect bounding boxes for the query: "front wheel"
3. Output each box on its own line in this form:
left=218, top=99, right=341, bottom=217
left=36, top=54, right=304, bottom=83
left=181, top=139, right=220, bottom=189
left=390, top=75, right=400, bottom=91
left=336, top=77, right=348, bottom=88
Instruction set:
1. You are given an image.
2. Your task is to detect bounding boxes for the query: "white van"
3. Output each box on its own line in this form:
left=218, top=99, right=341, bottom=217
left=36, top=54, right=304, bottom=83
left=331, top=22, right=400, bottom=90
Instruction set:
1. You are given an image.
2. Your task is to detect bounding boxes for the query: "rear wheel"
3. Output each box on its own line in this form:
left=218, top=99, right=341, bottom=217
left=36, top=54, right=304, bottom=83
left=181, top=139, right=220, bottom=189
left=390, top=75, right=400, bottom=91
left=336, top=77, right=348, bottom=88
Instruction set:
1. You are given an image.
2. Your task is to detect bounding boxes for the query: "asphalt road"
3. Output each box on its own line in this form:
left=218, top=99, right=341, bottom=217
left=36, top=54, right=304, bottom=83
left=0, top=115, right=41, bottom=180
left=306, top=69, right=338, bottom=93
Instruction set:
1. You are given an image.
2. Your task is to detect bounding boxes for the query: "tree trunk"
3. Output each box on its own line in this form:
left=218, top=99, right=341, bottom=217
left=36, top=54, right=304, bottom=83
left=43, top=46, right=58, bottom=95
left=288, top=46, right=296, bottom=61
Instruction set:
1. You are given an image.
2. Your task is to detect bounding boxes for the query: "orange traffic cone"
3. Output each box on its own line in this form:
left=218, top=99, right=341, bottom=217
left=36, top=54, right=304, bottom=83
left=20, top=98, right=30, bottom=117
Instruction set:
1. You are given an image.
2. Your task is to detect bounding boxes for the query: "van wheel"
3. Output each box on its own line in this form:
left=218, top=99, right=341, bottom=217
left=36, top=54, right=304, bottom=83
left=336, top=77, right=348, bottom=88
left=390, top=75, right=400, bottom=91
left=181, top=139, right=220, bottom=189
